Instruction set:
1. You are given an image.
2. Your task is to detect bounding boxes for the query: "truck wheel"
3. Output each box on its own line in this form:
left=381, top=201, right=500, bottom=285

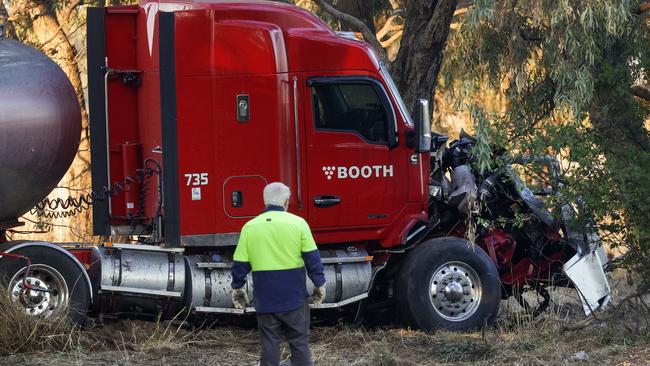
left=0, top=245, right=90, bottom=325
left=395, top=237, right=501, bottom=331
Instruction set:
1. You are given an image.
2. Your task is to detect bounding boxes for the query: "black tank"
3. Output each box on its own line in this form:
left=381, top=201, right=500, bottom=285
left=0, top=37, right=81, bottom=223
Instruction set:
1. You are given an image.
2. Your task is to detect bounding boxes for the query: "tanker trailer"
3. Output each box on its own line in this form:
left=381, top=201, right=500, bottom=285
left=0, top=36, right=91, bottom=324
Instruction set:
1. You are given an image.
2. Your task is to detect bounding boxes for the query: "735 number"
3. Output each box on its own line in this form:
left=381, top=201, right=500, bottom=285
left=184, top=173, right=208, bottom=186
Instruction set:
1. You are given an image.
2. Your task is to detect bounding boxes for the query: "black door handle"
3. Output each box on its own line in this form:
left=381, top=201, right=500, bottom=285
left=313, top=195, right=341, bottom=208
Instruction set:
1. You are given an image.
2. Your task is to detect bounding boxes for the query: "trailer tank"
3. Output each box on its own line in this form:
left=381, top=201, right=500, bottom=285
left=0, top=37, right=81, bottom=224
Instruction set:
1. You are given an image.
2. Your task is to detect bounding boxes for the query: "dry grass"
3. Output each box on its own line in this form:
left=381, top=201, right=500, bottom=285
left=0, top=272, right=648, bottom=365
left=0, top=287, right=84, bottom=356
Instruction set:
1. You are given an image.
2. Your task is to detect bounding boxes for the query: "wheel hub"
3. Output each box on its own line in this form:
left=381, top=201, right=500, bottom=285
left=429, top=261, right=482, bottom=322
left=443, top=281, right=464, bottom=302
left=8, top=264, right=69, bottom=317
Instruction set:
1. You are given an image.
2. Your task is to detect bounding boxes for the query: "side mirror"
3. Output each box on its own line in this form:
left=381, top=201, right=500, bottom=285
left=413, top=99, right=431, bottom=153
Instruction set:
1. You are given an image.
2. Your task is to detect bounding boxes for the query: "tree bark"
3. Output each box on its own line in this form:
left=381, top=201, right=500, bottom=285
left=391, top=0, right=458, bottom=111
left=0, top=0, right=16, bottom=38
left=334, top=0, right=376, bottom=33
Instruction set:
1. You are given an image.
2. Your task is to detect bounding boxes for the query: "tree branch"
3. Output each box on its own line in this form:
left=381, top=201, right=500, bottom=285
left=311, top=0, right=389, bottom=66
left=631, top=84, right=650, bottom=103
left=59, top=0, right=84, bottom=23
left=376, top=14, right=402, bottom=40
left=380, top=30, right=403, bottom=48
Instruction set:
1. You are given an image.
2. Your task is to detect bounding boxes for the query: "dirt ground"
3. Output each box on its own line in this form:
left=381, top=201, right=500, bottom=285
left=0, top=276, right=648, bottom=366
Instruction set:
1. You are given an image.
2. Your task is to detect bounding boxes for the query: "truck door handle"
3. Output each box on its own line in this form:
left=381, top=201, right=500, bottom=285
left=313, top=195, right=341, bottom=208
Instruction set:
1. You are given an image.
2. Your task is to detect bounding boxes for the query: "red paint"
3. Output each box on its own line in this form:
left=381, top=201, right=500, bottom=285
left=66, top=248, right=94, bottom=267
left=500, top=258, right=534, bottom=286
left=500, top=249, right=565, bottom=286
left=121, top=143, right=142, bottom=217
left=100, top=0, right=428, bottom=247
left=479, top=229, right=516, bottom=266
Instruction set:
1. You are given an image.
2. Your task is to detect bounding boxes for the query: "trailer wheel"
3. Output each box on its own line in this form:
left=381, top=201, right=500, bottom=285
left=0, top=245, right=90, bottom=325
left=395, top=237, right=501, bottom=331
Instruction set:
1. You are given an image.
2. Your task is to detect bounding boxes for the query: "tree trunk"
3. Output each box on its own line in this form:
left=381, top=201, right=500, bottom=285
left=335, top=0, right=376, bottom=33
left=588, top=40, right=650, bottom=277
left=0, top=0, right=15, bottom=38
left=589, top=41, right=650, bottom=156
left=310, top=0, right=458, bottom=112
left=391, top=0, right=457, bottom=112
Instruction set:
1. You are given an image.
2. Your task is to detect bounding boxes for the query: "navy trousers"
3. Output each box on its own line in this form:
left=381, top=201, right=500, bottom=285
left=256, top=301, right=312, bottom=366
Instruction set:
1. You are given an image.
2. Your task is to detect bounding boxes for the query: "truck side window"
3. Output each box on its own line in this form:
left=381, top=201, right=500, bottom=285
left=311, top=82, right=389, bottom=144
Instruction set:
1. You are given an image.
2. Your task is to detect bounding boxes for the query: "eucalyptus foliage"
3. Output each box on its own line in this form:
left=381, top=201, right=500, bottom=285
left=446, top=0, right=650, bottom=289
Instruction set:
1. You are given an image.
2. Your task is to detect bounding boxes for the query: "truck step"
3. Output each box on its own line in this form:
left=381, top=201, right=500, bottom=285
left=196, top=262, right=231, bottom=269
left=193, top=292, right=369, bottom=314
left=103, top=243, right=184, bottom=253
left=321, top=256, right=372, bottom=264
left=99, top=285, right=182, bottom=298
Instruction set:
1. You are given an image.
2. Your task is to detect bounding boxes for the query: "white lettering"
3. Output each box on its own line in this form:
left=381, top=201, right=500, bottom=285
left=185, top=173, right=209, bottom=186
left=325, top=165, right=394, bottom=180
left=337, top=167, right=348, bottom=179
left=349, top=166, right=360, bottom=178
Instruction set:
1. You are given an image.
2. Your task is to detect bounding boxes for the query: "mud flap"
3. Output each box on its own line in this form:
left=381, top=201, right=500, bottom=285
left=563, top=250, right=611, bottom=315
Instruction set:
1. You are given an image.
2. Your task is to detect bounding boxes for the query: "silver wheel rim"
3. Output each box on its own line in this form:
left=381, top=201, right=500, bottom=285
left=8, top=264, right=70, bottom=318
left=429, top=261, right=482, bottom=322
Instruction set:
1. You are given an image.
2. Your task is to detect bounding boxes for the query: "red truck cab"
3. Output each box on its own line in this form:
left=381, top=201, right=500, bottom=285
left=88, top=0, right=429, bottom=249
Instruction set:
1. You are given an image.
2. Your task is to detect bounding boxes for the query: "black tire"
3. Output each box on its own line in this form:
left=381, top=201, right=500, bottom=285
left=0, top=243, right=91, bottom=325
left=395, top=237, right=501, bottom=331
left=394, top=249, right=419, bottom=327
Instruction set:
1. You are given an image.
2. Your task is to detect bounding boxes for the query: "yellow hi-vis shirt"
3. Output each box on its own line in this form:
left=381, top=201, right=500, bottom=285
left=231, top=207, right=325, bottom=313
left=233, top=210, right=317, bottom=270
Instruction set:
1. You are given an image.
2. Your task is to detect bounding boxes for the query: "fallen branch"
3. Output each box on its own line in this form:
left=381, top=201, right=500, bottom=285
left=561, top=290, right=650, bottom=333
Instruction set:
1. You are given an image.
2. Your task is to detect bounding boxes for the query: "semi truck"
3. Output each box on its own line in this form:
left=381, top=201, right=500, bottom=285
left=0, top=0, right=611, bottom=331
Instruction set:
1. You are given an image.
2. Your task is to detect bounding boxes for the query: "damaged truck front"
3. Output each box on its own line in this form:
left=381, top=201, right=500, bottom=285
left=0, top=0, right=611, bottom=332
left=419, top=129, right=611, bottom=322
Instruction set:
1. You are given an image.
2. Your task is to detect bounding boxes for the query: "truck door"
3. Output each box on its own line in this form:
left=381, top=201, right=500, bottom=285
left=304, top=75, right=406, bottom=236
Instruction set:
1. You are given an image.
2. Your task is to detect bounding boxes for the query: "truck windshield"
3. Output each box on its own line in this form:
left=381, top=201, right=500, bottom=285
left=380, top=67, right=414, bottom=127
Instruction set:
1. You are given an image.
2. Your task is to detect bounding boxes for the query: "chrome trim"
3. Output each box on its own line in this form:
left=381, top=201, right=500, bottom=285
left=321, top=256, right=370, bottom=264
left=105, top=243, right=184, bottom=253
left=380, top=66, right=411, bottom=130
left=405, top=224, right=427, bottom=243
left=293, top=76, right=302, bottom=210
left=196, top=262, right=231, bottom=269
left=195, top=257, right=372, bottom=268
left=193, top=293, right=369, bottom=314
left=99, top=285, right=182, bottom=298
left=194, top=306, right=246, bottom=314
left=311, top=292, right=368, bottom=309
left=104, top=60, right=112, bottom=217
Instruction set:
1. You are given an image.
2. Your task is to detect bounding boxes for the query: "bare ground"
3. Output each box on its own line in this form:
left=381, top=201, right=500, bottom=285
left=0, top=276, right=648, bottom=366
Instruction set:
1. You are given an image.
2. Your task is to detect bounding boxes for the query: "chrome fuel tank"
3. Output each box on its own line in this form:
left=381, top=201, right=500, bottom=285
left=88, top=244, right=186, bottom=317
left=0, top=38, right=81, bottom=223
